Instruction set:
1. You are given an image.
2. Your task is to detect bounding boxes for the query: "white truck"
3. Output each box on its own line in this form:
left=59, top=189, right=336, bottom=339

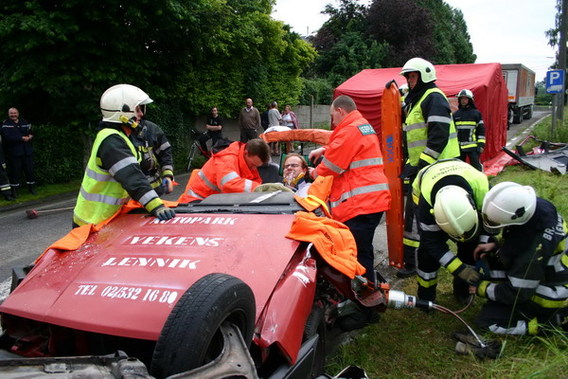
left=502, top=64, right=536, bottom=125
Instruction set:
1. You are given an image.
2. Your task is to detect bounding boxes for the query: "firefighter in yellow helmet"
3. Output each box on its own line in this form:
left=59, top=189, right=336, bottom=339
left=73, top=84, right=175, bottom=227
left=397, top=57, right=460, bottom=278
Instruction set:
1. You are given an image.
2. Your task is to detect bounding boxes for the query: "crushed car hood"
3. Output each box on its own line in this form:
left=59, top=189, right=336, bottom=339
left=0, top=213, right=300, bottom=340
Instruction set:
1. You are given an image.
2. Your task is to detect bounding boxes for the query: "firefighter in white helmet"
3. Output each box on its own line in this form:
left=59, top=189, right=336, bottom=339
left=73, top=84, right=175, bottom=227
left=472, top=182, right=568, bottom=335
left=453, top=89, right=486, bottom=171
left=397, top=57, right=461, bottom=278
left=411, top=159, right=490, bottom=304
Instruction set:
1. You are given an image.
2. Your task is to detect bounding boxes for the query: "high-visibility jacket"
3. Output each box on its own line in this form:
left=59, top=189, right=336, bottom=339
left=412, top=159, right=488, bottom=208
left=404, top=88, right=460, bottom=167
left=314, top=110, right=391, bottom=223
left=74, top=129, right=135, bottom=225
left=412, top=159, right=489, bottom=277
left=179, top=141, right=261, bottom=202
left=453, top=106, right=486, bottom=151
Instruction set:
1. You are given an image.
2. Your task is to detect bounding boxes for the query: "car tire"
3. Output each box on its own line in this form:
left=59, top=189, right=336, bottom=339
left=303, top=305, right=326, bottom=376
left=150, top=273, right=255, bottom=378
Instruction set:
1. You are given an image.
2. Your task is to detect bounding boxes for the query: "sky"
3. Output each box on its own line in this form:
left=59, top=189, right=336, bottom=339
left=272, top=0, right=558, bottom=82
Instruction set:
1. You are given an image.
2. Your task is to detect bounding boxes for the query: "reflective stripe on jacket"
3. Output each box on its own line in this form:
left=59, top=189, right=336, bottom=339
left=412, top=159, right=489, bottom=208
left=478, top=200, right=568, bottom=311
left=404, top=88, right=460, bottom=167
left=180, top=142, right=261, bottom=202
left=453, top=107, right=486, bottom=150
left=73, top=129, right=141, bottom=226
left=315, top=110, right=390, bottom=223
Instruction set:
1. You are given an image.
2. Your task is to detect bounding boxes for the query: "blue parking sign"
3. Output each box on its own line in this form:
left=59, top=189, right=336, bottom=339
left=546, top=70, right=565, bottom=94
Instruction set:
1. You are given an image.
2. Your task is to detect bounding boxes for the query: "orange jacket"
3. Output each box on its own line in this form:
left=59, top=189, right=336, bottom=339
left=179, top=142, right=261, bottom=202
left=315, top=110, right=391, bottom=222
left=286, top=211, right=365, bottom=279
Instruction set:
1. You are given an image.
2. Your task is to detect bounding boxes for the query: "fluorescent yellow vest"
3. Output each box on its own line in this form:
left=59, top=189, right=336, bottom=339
left=404, top=88, right=460, bottom=166
left=412, top=159, right=489, bottom=207
left=73, top=128, right=140, bottom=226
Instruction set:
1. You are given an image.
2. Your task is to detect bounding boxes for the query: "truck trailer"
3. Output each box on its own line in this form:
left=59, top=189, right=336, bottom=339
left=502, top=63, right=536, bottom=124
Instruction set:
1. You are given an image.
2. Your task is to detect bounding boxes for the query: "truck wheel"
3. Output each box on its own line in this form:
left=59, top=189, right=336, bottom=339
left=303, top=305, right=327, bottom=376
left=150, top=273, right=255, bottom=378
left=523, top=106, right=533, bottom=120
left=513, top=107, right=523, bottom=124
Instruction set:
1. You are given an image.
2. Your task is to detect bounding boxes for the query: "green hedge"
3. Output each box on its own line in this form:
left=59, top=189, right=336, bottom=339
left=31, top=104, right=194, bottom=185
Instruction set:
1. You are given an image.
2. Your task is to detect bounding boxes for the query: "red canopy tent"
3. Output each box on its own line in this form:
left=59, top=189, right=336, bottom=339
left=334, top=63, right=509, bottom=161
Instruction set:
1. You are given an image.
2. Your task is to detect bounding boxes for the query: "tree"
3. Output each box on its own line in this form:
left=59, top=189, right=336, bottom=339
left=0, top=0, right=315, bottom=182
left=308, top=0, right=476, bottom=88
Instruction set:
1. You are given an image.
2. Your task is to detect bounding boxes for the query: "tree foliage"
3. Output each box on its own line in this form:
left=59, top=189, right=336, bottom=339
left=0, top=0, right=315, bottom=182
left=307, top=0, right=476, bottom=88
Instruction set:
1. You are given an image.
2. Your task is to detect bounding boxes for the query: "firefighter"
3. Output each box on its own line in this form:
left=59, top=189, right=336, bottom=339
left=0, top=136, right=14, bottom=201
left=397, top=57, right=461, bottom=278
left=73, top=84, right=175, bottom=227
left=132, top=103, right=174, bottom=196
left=309, top=95, right=391, bottom=284
left=453, top=89, right=486, bottom=171
left=474, top=182, right=568, bottom=335
left=179, top=139, right=269, bottom=203
left=412, top=159, right=490, bottom=303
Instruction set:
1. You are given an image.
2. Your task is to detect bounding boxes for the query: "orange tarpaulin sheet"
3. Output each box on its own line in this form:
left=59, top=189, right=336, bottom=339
left=260, top=129, right=332, bottom=145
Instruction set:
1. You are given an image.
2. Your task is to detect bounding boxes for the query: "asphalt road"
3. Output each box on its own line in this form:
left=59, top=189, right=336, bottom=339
left=0, top=110, right=550, bottom=297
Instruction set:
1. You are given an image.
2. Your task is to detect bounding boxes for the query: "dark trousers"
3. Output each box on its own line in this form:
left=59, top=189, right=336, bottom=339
left=240, top=128, right=258, bottom=143
left=460, top=149, right=482, bottom=171
left=476, top=300, right=567, bottom=336
left=7, top=154, right=35, bottom=187
left=344, top=212, right=383, bottom=283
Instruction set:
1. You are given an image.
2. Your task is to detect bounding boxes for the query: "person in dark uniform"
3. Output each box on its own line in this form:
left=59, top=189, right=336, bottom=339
left=0, top=136, right=14, bottom=201
left=132, top=104, right=174, bottom=197
left=474, top=182, right=568, bottom=335
left=1, top=108, right=36, bottom=196
left=453, top=89, right=486, bottom=171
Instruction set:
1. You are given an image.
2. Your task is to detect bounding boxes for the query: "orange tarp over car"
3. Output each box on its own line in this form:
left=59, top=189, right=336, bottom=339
left=334, top=63, right=509, bottom=161
left=260, top=129, right=332, bottom=145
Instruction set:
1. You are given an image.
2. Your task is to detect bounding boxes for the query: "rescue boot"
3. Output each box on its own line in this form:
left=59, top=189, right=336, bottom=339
left=28, top=184, right=37, bottom=195
left=2, top=190, right=14, bottom=201
left=10, top=186, right=18, bottom=199
left=396, top=263, right=416, bottom=278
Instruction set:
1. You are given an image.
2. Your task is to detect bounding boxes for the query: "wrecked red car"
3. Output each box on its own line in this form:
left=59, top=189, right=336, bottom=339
left=0, top=191, right=406, bottom=378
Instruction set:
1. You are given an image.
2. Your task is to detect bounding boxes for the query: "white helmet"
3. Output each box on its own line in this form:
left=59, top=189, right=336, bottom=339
left=100, top=84, right=153, bottom=124
left=457, top=89, right=474, bottom=100
left=433, top=185, right=479, bottom=242
left=400, top=57, right=437, bottom=83
left=482, top=182, right=537, bottom=229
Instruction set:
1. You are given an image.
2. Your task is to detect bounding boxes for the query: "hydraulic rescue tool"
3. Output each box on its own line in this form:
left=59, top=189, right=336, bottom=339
left=352, top=274, right=502, bottom=359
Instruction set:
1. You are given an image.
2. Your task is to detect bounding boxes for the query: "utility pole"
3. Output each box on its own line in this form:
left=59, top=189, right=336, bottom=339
left=558, top=0, right=567, bottom=121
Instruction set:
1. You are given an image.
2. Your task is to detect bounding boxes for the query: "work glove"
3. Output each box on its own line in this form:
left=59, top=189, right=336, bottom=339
left=162, top=177, right=173, bottom=194
left=453, top=331, right=501, bottom=359
left=152, top=205, right=176, bottom=221
left=456, top=265, right=481, bottom=286
left=253, top=183, right=293, bottom=193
